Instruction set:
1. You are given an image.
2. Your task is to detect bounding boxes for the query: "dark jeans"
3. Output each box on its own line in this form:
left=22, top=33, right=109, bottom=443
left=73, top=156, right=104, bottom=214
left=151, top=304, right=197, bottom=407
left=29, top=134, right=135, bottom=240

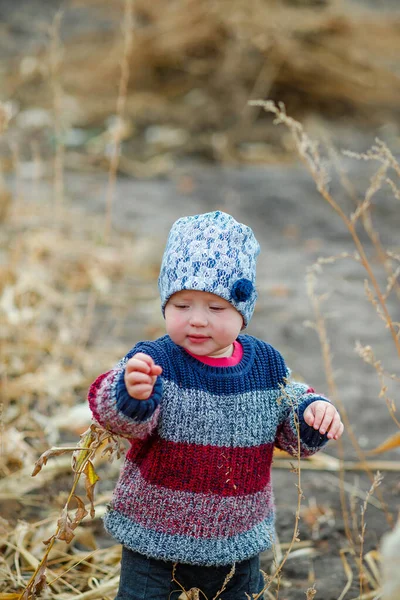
left=115, top=546, right=265, bottom=600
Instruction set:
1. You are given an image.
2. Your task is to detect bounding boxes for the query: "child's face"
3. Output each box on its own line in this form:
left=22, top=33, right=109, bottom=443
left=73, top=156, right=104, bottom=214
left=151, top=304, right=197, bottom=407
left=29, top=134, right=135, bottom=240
left=165, top=290, right=244, bottom=358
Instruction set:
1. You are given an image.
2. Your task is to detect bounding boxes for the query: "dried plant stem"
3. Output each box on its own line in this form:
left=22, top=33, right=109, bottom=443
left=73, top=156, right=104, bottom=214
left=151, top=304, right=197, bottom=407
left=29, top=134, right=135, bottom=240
left=307, top=269, right=393, bottom=529
left=10, top=141, right=22, bottom=205
left=307, top=269, right=355, bottom=546
left=0, top=101, right=12, bottom=133
left=104, top=0, right=134, bottom=242
left=337, top=548, right=354, bottom=600
left=355, top=342, right=400, bottom=429
left=344, top=139, right=400, bottom=179
left=251, top=100, right=400, bottom=360
left=3, top=540, right=76, bottom=594
left=357, top=473, right=383, bottom=599
left=326, top=138, right=400, bottom=303
left=49, top=10, right=65, bottom=218
left=332, top=216, right=399, bottom=356
left=212, top=564, right=236, bottom=599
left=17, top=427, right=107, bottom=599
left=253, top=403, right=304, bottom=600
left=249, top=100, right=395, bottom=530
left=273, top=457, right=400, bottom=474
left=170, top=564, right=208, bottom=600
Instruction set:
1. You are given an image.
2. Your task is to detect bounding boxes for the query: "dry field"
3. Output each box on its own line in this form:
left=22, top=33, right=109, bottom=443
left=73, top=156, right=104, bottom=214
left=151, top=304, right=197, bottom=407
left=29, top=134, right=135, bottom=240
left=0, top=1, right=400, bottom=598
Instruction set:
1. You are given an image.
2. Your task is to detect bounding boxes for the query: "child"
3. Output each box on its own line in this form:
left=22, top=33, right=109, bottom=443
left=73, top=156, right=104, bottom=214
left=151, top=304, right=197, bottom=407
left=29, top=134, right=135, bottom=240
left=88, top=211, right=343, bottom=599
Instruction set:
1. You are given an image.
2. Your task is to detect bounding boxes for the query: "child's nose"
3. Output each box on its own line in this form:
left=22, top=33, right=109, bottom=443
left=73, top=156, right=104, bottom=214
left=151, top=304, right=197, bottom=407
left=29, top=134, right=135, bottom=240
left=189, top=311, right=208, bottom=326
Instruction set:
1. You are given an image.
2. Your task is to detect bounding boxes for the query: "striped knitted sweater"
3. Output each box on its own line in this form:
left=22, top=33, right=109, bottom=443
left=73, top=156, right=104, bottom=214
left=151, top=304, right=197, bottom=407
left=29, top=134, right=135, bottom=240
left=88, top=334, right=330, bottom=566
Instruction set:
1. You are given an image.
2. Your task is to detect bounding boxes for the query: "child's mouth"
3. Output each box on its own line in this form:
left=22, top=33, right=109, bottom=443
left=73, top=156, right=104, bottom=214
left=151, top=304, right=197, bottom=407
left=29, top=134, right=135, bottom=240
left=187, top=335, right=209, bottom=343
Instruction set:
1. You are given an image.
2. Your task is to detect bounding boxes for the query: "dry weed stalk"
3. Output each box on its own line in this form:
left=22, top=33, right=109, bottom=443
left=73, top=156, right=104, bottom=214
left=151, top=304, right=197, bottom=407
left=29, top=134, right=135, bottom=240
left=357, top=472, right=383, bottom=599
left=0, top=102, right=12, bottom=134
left=105, top=0, right=134, bottom=242
left=335, top=480, right=383, bottom=600
left=307, top=261, right=399, bottom=477
left=16, top=424, right=124, bottom=599
left=48, top=10, right=65, bottom=216
left=171, top=560, right=235, bottom=599
left=250, top=100, right=400, bottom=360
left=250, top=99, right=399, bottom=598
left=251, top=97, right=398, bottom=500
left=325, top=139, right=400, bottom=305
left=355, top=342, right=400, bottom=429
left=252, top=391, right=305, bottom=600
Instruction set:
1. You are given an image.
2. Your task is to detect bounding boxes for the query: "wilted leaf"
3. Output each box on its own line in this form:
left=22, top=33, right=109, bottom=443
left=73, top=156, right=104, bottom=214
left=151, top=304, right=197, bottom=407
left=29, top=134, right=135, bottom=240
left=84, top=460, right=100, bottom=518
left=42, top=534, right=56, bottom=546
left=73, top=423, right=120, bottom=472
left=73, top=494, right=89, bottom=524
left=19, top=559, right=48, bottom=599
left=178, top=589, right=200, bottom=600
left=32, top=447, right=73, bottom=477
left=101, top=434, right=125, bottom=462
left=72, top=425, right=98, bottom=472
left=57, top=495, right=88, bottom=543
left=57, top=507, right=76, bottom=544
left=32, top=561, right=48, bottom=595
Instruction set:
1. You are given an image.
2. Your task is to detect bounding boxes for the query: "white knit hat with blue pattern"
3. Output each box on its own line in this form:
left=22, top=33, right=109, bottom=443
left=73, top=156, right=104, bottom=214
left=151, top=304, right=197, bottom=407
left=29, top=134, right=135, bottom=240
left=158, top=211, right=260, bottom=328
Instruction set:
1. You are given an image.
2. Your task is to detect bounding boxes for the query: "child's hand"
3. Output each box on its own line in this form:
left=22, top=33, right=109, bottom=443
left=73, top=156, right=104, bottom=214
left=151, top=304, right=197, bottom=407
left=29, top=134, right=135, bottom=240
left=124, top=353, right=162, bottom=400
left=303, top=401, right=344, bottom=440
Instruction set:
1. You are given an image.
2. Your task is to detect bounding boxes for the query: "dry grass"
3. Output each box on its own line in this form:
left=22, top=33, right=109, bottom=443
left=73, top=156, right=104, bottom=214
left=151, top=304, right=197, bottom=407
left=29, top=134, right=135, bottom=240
left=2, top=0, right=400, bottom=170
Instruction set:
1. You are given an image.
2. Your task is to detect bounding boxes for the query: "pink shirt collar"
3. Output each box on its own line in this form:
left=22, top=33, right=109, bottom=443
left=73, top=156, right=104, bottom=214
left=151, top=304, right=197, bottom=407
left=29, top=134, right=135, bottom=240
left=185, top=340, right=243, bottom=367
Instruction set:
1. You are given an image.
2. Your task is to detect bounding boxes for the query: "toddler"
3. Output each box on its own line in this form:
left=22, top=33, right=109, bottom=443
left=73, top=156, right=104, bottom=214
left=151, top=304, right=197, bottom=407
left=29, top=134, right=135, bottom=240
left=88, top=211, right=343, bottom=599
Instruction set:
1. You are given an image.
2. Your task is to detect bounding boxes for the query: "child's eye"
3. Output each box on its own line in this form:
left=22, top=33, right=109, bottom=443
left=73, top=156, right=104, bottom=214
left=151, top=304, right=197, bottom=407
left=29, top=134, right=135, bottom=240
left=175, top=304, right=188, bottom=309
left=210, top=306, right=225, bottom=311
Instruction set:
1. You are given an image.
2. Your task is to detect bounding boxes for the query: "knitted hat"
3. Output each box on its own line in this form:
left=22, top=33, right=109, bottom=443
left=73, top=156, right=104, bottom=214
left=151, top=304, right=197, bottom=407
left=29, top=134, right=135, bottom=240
left=158, top=211, right=260, bottom=328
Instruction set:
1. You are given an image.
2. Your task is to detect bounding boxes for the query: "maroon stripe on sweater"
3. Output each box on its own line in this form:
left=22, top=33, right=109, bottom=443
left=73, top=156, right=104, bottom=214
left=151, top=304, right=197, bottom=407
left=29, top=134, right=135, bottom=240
left=126, top=436, right=274, bottom=496
left=88, top=371, right=111, bottom=424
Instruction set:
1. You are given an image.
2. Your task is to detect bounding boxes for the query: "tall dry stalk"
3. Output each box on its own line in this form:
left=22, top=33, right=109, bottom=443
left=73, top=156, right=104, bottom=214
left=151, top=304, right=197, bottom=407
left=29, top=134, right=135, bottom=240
left=249, top=99, right=399, bottom=597
left=0, top=102, right=12, bottom=134
left=325, top=139, right=400, bottom=305
left=357, top=472, right=383, bottom=599
left=252, top=395, right=306, bottom=600
left=250, top=100, right=400, bottom=360
left=251, top=97, right=397, bottom=503
left=16, top=425, right=123, bottom=599
left=49, top=10, right=65, bottom=218
left=104, top=0, right=134, bottom=242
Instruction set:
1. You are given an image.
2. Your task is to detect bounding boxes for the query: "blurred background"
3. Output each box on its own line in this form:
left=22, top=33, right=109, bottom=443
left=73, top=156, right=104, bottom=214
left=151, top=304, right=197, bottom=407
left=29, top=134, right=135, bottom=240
left=1, top=1, right=400, bottom=598
left=1, top=0, right=400, bottom=168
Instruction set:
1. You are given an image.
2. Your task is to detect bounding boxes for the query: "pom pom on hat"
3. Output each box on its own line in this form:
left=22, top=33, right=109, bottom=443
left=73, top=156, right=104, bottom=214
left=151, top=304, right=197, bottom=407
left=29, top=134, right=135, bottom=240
left=158, top=211, right=260, bottom=327
left=231, top=278, right=254, bottom=303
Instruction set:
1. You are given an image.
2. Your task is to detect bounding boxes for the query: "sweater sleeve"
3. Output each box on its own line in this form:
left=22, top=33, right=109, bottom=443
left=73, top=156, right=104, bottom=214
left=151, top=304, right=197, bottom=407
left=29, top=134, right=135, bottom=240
left=87, top=344, right=163, bottom=439
left=274, top=371, right=331, bottom=457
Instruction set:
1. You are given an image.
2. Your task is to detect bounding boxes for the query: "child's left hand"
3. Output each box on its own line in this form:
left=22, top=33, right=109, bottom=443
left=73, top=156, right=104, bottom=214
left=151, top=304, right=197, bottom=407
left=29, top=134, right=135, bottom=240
left=303, top=401, right=344, bottom=440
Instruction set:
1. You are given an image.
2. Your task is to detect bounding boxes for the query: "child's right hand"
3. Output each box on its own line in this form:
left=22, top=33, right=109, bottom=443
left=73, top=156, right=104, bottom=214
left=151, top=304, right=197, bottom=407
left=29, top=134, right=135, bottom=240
left=124, top=353, right=162, bottom=400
